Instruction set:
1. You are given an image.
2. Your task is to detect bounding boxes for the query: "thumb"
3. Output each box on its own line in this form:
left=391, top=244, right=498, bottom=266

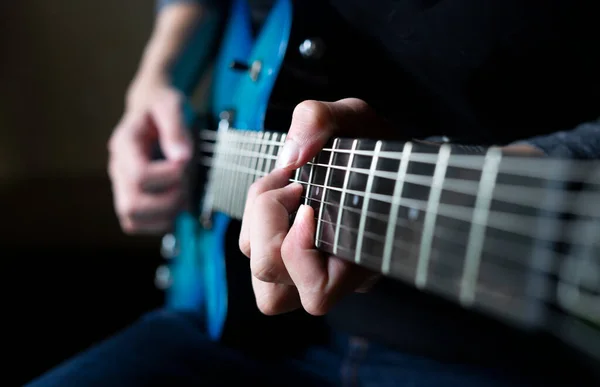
left=152, top=89, right=193, bottom=162
left=276, top=98, right=379, bottom=170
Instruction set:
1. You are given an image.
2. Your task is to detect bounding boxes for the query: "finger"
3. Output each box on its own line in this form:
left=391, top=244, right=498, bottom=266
left=239, top=168, right=293, bottom=257
left=281, top=204, right=371, bottom=315
left=251, top=276, right=301, bottom=316
left=139, top=160, right=187, bottom=193
left=152, top=90, right=193, bottom=162
left=275, top=98, right=381, bottom=170
left=114, top=185, right=184, bottom=225
left=108, top=113, right=155, bottom=179
left=121, top=218, right=176, bottom=235
left=249, top=182, right=303, bottom=285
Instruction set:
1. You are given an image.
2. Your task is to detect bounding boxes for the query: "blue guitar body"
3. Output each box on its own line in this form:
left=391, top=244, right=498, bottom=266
left=165, top=0, right=373, bottom=340
left=165, top=0, right=293, bottom=340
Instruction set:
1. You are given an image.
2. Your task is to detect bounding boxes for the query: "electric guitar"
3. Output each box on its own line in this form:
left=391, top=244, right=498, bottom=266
left=157, top=0, right=600, bottom=369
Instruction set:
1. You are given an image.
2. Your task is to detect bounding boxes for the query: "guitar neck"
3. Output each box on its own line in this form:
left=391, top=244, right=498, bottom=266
left=199, top=127, right=600, bottom=329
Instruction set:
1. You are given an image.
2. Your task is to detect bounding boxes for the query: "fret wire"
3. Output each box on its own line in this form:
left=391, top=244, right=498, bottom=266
left=229, top=132, right=240, bottom=214
left=416, top=144, right=451, bottom=289
left=460, top=147, right=503, bottom=306
left=265, top=131, right=278, bottom=176
left=315, top=139, right=339, bottom=248
left=315, top=233, right=559, bottom=310
left=382, top=142, right=412, bottom=275
left=222, top=131, right=231, bottom=212
left=248, top=131, right=262, bottom=196
left=355, top=141, right=383, bottom=264
left=304, top=157, right=316, bottom=206
left=203, top=158, right=598, bottom=247
left=333, top=140, right=358, bottom=256
left=214, top=130, right=226, bottom=210
left=244, top=131, right=259, bottom=215
left=236, top=132, right=248, bottom=216
left=256, top=132, right=270, bottom=185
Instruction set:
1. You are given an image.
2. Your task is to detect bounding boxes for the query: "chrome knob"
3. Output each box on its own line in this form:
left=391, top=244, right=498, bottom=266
left=299, top=38, right=325, bottom=59
left=160, top=233, right=178, bottom=259
left=154, top=265, right=172, bottom=290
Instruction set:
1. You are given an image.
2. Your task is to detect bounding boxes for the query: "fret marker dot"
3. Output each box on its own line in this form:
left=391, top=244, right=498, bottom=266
left=315, top=187, right=320, bottom=196
left=408, top=207, right=419, bottom=220
left=352, top=195, right=359, bottom=206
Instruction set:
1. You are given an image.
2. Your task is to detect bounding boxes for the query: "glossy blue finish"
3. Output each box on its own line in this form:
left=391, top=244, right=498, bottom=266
left=166, top=101, right=204, bottom=312
left=211, top=0, right=254, bottom=117
left=167, top=0, right=293, bottom=341
left=233, top=0, right=292, bottom=131
left=166, top=0, right=255, bottom=340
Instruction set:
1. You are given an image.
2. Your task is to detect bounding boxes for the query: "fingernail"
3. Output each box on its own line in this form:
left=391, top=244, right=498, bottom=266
left=294, top=204, right=310, bottom=226
left=276, top=139, right=299, bottom=169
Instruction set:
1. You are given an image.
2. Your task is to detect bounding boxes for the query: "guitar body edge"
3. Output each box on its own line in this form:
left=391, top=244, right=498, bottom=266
left=165, top=0, right=255, bottom=341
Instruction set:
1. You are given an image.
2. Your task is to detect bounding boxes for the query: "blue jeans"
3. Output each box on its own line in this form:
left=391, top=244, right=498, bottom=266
left=25, top=309, right=563, bottom=387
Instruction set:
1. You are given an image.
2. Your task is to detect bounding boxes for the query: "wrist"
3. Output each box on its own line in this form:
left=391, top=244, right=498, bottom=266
left=501, top=143, right=545, bottom=156
left=126, top=70, right=171, bottom=111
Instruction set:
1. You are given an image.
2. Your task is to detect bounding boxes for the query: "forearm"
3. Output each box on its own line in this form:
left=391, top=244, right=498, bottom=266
left=127, top=1, right=206, bottom=107
left=138, top=2, right=205, bottom=81
left=515, top=118, right=600, bottom=159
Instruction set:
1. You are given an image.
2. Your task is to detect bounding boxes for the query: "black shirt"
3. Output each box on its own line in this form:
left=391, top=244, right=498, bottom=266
left=184, top=0, right=600, bottom=383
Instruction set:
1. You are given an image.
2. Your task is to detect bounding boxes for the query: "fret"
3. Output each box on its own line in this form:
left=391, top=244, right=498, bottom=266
left=416, top=144, right=451, bottom=289
left=256, top=132, right=270, bottom=181
left=304, top=156, right=316, bottom=206
left=354, top=141, right=383, bottom=264
left=382, top=142, right=412, bottom=274
left=315, top=139, right=339, bottom=248
left=278, top=133, right=288, bottom=169
left=215, top=130, right=227, bottom=210
left=241, top=131, right=257, bottom=215
left=558, top=167, right=600, bottom=323
left=266, top=132, right=279, bottom=174
left=333, top=140, right=358, bottom=256
left=460, top=147, right=502, bottom=306
left=219, top=129, right=230, bottom=212
left=248, top=131, right=261, bottom=190
left=235, top=131, right=248, bottom=216
left=228, top=131, right=240, bottom=214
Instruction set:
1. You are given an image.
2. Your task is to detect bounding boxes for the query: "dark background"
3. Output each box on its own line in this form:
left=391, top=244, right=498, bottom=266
left=1, top=2, right=170, bottom=384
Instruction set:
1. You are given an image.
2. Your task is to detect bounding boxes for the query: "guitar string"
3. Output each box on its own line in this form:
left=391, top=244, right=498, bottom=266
left=199, top=134, right=598, bottom=275
left=199, top=130, right=598, bottom=320
left=207, top=158, right=599, bottom=306
left=203, top=158, right=600, bottom=248
left=204, top=153, right=599, bottom=302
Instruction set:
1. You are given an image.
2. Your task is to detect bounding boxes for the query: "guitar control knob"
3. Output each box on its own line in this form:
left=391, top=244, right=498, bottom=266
left=160, top=233, right=178, bottom=259
left=299, top=38, right=325, bottom=59
left=154, top=265, right=172, bottom=290
left=229, top=60, right=251, bottom=71
left=229, top=60, right=262, bottom=81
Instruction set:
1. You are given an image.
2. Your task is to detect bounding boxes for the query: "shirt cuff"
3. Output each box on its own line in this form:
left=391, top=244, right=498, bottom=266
left=512, top=118, right=600, bottom=159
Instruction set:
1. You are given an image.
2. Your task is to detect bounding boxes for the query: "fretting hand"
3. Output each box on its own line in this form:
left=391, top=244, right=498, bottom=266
left=238, top=98, right=384, bottom=316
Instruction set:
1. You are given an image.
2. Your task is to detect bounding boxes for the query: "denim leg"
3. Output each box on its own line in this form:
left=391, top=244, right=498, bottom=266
left=348, top=337, right=577, bottom=387
left=25, top=309, right=334, bottom=387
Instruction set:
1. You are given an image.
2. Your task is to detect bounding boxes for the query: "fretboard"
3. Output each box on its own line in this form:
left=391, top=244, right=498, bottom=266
left=198, top=128, right=600, bottom=330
